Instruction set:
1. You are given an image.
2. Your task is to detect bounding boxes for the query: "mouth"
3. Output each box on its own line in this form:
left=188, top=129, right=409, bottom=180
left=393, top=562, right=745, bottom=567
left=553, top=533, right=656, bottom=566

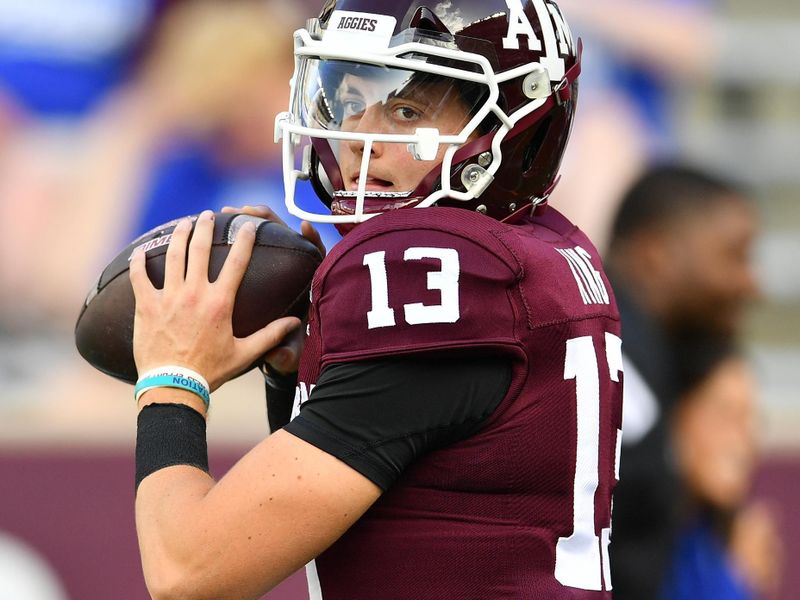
left=348, top=175, right=396, bottom=192
left=330, top=194, right=419, bottom=216
left=333, top=174, right=414, bottom=206
left=331, top=172, right=419, bottom=217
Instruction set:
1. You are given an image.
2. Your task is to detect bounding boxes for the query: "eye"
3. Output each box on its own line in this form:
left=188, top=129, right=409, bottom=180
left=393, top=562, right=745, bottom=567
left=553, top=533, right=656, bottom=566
left=392, top=105, right=423, bottom=122
left=391, top=104, right=425, bottom=123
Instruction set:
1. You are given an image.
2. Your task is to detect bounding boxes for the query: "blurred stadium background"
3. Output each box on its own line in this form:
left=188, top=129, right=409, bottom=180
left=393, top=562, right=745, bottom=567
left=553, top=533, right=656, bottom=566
left=0, top=0, right=797, bottom=598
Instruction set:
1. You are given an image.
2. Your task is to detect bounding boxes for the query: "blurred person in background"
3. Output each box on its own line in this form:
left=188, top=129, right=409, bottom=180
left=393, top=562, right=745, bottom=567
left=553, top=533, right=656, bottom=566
left=0, top=0, right=168, bottom=390
left=0, top=0, right=166, bottom=322
left=550, top=0, right=716, bottom=252
left=75, top=0, right=340, bottom=246
left=663, top=340, right=782, bottom=599
left=606, top=164, right=760, bottom=599
left=0, top=0, right=338, bottom=342
left=0, top=0, right=168, bottom=121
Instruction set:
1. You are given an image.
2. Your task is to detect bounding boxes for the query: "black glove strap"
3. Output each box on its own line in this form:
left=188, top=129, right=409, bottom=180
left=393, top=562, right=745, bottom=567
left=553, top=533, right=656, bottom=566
left=261, top=365, right=298, bottom=432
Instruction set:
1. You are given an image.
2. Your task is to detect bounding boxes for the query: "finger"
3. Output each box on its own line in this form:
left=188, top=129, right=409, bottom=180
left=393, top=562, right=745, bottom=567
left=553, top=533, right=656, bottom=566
left=238, top=317, right=302, bottom=365
left=253, top=205, right=287, bottom=227
left=264, top=346, right=298, bottom=375
left=164, top=217, right=192, bottom=289
left=216, top=220, right=256, bottom=290
left=220, top=205, right=257, bottom=215
left=187, top=210, right=215, bottom=285
left=301, top=221, right=327, bottom=258
left=264, top=322, right=306, bottom=373
left=129, top=246, right=154, bottom=299
left=222, top=204, right=285, bottom=225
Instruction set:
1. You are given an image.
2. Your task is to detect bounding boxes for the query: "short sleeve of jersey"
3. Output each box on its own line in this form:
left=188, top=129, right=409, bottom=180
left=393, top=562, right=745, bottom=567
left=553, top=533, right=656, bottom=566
left=308, top=208, right=524, bottom=366
left=284, top=355, right=512, bottom=490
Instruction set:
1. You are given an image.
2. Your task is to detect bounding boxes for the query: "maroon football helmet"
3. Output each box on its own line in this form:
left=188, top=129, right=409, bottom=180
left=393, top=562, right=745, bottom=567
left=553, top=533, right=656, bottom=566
left=275, top=0, right=580, bottom=225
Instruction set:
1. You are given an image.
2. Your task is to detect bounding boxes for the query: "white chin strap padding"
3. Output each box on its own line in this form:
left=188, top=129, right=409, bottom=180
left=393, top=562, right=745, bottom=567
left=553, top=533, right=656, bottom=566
left=408, top=128, right=440, bottom=161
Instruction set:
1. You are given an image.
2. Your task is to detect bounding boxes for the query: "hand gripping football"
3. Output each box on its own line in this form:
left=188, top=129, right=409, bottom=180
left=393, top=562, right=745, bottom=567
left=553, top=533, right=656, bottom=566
left=75, top=212, right=323, bottom=384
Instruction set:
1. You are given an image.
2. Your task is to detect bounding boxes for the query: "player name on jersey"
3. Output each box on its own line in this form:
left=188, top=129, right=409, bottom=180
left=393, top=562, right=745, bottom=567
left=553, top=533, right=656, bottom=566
left=556, top=246, right=610, bottom=306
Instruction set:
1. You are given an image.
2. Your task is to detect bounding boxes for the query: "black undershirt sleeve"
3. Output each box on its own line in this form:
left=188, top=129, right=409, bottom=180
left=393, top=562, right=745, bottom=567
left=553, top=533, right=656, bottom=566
left=261, top=367, right=298, bottom=432
left=283, top=355, right=512, bottom=490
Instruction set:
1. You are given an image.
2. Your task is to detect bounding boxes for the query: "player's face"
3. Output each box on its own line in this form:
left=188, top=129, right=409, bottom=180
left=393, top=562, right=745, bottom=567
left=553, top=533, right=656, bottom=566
left=664, top=198, right=759, bottom=334
left=335, top=73, right=473, bottom=194
left=674, top=357, right=758, bottom=509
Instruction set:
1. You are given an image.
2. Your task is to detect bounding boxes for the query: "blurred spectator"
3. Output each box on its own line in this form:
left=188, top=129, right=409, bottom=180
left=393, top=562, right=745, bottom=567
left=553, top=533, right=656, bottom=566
left=605, top=164, right=759, bottom=600
left=663, top=341, right=782, bottom=599
left=551, top=0, right=716, bottom=251
left=0, top=0, right=338, bottom=339
left=75, top=0, right=340, bottom=247
left=0, top=88, right=22, bottom=147
left=0, top=0, right=170, bottom=334
left=0, top=0, right=167, bottom=121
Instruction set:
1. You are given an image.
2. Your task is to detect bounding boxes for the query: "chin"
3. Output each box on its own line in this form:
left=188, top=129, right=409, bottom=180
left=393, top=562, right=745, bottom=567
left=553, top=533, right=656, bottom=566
left=676, top=312, right=739, bottom=339
left=333, top=221, right=359, bottom=236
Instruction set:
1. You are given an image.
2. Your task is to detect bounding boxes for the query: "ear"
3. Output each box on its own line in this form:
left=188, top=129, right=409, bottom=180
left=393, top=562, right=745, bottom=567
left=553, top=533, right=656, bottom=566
left=628, top=228, right=673, bottom=280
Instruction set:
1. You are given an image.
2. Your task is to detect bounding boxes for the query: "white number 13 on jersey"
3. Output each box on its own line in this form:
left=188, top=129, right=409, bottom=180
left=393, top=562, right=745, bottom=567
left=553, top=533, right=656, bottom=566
left=556, top=333, right=623, bottom=591
left=363, top=248, right=460, bottom=329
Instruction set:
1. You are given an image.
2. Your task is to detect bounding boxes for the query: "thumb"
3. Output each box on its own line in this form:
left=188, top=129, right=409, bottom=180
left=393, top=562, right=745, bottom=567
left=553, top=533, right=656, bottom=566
left=237, top=316, right=302, bottom=366
left=264, top=346, right=297, bottom=375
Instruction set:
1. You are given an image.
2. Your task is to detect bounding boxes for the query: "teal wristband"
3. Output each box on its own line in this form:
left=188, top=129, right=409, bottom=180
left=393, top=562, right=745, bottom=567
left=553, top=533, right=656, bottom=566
left=135, top=374, right=211, bottom=407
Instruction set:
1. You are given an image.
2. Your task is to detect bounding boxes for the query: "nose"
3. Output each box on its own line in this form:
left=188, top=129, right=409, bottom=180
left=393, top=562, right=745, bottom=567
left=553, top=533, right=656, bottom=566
left=345, top=103, right=386, bottom=157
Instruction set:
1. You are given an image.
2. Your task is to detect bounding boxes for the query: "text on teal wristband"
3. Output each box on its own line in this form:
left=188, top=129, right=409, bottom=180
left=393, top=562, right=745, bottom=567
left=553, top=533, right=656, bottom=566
left=135, top=375, right=211, bottom=406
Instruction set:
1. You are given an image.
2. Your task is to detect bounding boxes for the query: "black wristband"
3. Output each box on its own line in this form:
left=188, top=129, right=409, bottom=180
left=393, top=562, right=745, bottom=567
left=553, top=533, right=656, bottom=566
left=135, top=403, right=209, bottom=492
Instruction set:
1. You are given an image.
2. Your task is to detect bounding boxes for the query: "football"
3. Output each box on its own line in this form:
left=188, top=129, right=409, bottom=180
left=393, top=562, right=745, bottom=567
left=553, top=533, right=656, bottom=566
left=75, top=212, right=323, bottom=384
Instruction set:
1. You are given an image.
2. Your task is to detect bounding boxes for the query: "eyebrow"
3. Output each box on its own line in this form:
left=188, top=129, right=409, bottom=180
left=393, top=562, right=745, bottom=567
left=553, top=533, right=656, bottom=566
left=389, top=84, right=437, bottom=106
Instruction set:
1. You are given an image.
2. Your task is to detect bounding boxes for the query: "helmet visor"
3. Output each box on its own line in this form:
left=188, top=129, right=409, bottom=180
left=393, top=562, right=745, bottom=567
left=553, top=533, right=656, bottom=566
left=280, top=54, right=492, bottom=222
left=295, top=58, right=486, bottom=138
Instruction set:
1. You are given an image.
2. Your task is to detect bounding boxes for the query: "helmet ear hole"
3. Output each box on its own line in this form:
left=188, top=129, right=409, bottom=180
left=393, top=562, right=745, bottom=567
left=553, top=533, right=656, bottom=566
left=522, top=116, right=552, bottom=176
left=310, top=150, right=335, bottom=209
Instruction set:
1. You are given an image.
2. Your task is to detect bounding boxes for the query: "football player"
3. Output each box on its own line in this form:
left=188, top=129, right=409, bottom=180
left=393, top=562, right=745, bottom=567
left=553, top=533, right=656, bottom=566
left=130, top=1, right=623, bottom=598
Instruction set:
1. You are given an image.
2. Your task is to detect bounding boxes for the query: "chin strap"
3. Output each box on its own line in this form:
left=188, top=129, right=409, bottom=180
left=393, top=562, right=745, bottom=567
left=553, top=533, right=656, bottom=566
left=501, top=175, right=561, bottom=224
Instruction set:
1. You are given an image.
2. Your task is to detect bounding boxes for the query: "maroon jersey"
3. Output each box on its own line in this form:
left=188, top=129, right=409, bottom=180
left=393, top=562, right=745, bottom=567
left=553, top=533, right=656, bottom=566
left=295, top=206, right=623, bottom=599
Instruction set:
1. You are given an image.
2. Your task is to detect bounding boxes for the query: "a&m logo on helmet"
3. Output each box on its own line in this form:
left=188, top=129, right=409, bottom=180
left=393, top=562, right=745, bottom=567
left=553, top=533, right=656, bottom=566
left=502, top=0, right=575, bottom=80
